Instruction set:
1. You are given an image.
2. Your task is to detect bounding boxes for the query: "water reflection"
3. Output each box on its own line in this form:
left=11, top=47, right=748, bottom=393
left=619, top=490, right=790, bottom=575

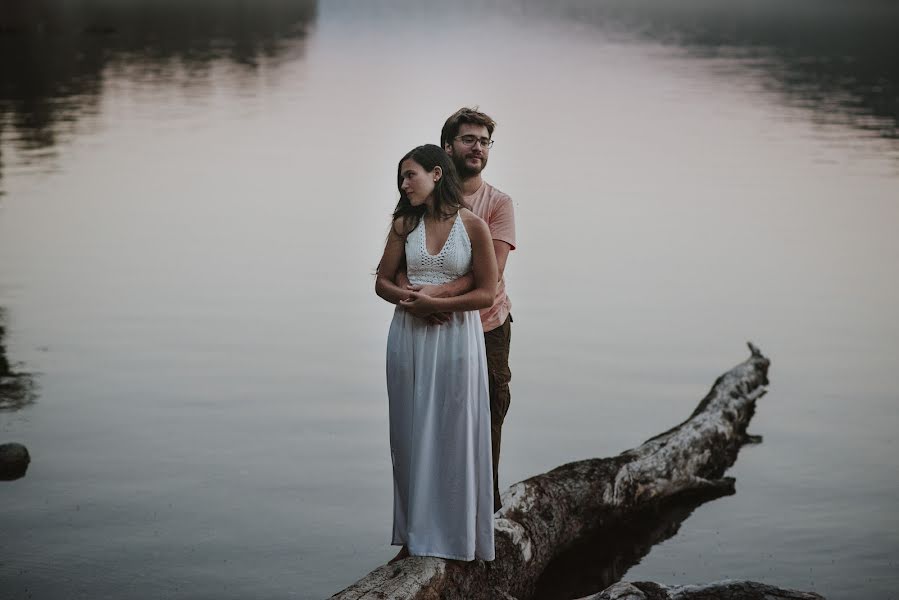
left=2, top=0, right=896, bottom=189
left=533, top=485, right=736, bottom=600
left=526, top=0, right=899, bottom=142
left=0, top=308, right=36, bottom=412
left=0, top=0, right=317, bottom=186
left=330, top=0, right=898, bottom=146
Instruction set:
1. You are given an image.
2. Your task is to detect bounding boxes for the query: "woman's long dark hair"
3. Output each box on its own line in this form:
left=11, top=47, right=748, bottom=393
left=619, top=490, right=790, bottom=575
left=392, top=144, right=466, bottom=233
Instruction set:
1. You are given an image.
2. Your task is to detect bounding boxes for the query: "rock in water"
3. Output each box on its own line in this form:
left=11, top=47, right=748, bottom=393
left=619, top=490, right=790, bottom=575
left=0, top=442, right=31, bottom=480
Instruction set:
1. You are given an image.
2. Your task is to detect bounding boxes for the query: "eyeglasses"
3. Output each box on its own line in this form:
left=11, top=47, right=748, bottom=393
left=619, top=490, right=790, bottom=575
left=454, top=135, right=494, bottom=149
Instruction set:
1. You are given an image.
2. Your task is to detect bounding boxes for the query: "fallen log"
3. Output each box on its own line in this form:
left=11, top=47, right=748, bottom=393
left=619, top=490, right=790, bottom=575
left=585, top=580, right=824, bottom=600
left=330, top=343, right=771, bottom=600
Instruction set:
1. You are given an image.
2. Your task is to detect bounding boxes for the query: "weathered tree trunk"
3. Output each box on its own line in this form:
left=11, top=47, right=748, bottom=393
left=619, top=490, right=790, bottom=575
left=586, top=580, right=824, bottom=600
left=330, top=343, right=771, bottom=600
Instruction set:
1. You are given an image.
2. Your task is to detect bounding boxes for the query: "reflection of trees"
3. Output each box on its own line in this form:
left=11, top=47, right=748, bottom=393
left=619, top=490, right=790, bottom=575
left=527, top=0, right=899, bottom=142
left=0, top=0, right=317, bottom=184
left=533, top=484, right=735, bottom=600
left=0, top=308, right=36, bottom=411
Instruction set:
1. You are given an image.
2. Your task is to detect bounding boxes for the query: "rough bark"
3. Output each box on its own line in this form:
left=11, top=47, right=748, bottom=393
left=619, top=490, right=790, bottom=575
left=330, top=343, right=771, bottom=600
left=584, top=580, right=824, bottom=600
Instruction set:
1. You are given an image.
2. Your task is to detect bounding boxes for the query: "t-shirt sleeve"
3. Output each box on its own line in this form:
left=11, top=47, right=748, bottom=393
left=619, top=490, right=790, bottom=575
left=489, top=194, right=516, bottom=250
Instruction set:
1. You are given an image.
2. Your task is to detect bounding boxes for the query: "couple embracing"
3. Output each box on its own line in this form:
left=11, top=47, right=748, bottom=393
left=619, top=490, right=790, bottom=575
left=375, top=107, right=516, bottom=562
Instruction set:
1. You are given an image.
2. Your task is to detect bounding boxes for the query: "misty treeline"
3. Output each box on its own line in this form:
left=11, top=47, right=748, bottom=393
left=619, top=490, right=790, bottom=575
left=0, top=0, right=895, bottom=166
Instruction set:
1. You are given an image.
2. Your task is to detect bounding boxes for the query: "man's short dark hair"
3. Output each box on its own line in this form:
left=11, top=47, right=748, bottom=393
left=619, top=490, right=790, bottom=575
left=440, top=107, right=497, bottom=149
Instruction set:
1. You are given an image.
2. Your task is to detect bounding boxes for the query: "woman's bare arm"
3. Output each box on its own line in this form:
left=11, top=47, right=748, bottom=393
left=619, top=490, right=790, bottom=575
left=375, top=220, right=414, bottom=305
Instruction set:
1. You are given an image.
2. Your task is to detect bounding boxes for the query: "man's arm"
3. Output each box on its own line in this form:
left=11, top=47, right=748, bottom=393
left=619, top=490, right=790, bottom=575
left=397, top=198, right=513, bottom=321
left=405, top=239, right=511, bottom=303
left=394, top=255, right=463, bottom=297
left=399, top=217, right=497, bottom=315
left=407, top=240, right=509, bottom=294
left=413, top=272, right=475, bottom=298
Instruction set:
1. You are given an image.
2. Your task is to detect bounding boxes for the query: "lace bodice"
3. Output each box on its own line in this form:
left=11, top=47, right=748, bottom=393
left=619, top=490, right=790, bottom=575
left=405, top=214, right=472, bottom=286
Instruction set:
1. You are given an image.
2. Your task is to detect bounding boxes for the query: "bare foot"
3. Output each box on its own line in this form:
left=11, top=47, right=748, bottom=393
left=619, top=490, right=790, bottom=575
left=388, top=546, right=409, bottom=564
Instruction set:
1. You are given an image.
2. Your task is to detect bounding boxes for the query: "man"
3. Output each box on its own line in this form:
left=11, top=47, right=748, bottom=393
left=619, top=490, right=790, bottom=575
left=399, top=107, right=516, bottom=512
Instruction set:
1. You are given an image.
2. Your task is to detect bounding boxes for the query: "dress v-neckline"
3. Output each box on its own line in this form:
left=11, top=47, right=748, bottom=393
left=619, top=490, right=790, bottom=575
left=422, top=213, right=459, bottom=257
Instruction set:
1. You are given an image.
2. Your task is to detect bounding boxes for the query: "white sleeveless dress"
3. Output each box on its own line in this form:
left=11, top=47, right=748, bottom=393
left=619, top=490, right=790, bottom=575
left=386, top=213, right=495, bottom=561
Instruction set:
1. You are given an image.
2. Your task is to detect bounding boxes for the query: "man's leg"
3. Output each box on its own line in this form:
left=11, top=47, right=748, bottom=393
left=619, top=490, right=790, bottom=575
left=483, top=315, right=512, bottom=512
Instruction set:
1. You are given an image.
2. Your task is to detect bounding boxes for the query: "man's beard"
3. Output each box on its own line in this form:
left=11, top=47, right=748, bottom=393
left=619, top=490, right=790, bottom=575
left=452, top=152, right=487, bottom=179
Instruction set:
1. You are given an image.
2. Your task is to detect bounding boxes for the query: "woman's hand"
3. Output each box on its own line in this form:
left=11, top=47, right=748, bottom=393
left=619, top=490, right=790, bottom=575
left=401, top=285, right=451, bottom=324
left=399, top=291, right=440, bottom=318
left=406, top=285, right=453, bottom=324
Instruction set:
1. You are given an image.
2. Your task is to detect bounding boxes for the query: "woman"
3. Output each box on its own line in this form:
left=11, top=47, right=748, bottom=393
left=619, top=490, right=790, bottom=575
left=375, top=144, right=498, bottom=562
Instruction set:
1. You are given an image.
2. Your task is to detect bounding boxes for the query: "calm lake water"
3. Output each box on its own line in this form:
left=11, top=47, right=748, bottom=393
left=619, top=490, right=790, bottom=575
left=1, top=1, right=898, bottom=598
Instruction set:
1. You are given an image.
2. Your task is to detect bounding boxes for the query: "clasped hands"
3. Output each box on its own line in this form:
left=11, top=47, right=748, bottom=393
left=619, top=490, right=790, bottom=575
left=399, top=284, right=452, bottom=325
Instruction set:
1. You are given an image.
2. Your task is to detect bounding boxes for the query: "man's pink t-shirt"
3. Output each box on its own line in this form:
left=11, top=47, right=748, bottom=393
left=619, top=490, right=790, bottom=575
left=466, top=182, right=516, bottom=333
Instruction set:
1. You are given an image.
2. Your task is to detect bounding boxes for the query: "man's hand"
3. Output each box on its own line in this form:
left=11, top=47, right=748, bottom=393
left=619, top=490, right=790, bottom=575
left=425, top=312, right=452, bottom=325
